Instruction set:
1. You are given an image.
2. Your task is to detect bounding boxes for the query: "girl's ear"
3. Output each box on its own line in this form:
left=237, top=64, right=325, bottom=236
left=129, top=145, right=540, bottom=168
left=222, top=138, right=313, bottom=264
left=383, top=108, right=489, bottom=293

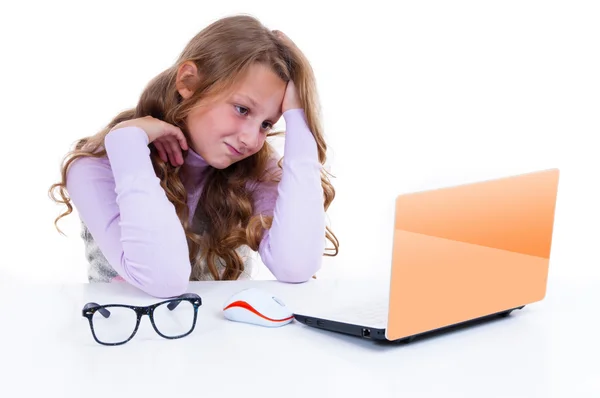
left=176, top=61, right=200, bottom=99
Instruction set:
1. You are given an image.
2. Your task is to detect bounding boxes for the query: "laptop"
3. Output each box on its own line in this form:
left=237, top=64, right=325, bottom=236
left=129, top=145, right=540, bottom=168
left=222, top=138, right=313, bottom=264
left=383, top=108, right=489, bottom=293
left=294, top=168, right=560, bottom=342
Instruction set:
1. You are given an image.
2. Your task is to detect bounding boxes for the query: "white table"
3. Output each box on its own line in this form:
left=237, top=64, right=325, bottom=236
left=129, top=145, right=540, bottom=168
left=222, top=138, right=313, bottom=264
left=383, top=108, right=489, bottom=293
left=0, top=276, right=597, bottom=397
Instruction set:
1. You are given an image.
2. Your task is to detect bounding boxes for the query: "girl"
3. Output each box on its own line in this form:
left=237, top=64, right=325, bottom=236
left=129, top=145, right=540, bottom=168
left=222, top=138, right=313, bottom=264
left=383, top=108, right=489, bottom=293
left=48, top=15, right=339, bottom=298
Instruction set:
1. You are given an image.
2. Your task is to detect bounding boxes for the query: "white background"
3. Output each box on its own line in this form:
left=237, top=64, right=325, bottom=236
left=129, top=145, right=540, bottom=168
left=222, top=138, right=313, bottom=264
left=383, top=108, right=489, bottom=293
left=0, top=0, right=598, bottom=285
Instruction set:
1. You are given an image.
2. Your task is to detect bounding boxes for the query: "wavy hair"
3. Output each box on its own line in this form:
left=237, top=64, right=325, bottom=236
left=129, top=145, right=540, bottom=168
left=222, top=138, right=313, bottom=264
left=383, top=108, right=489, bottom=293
left=49, top=14, right=339, bottom=281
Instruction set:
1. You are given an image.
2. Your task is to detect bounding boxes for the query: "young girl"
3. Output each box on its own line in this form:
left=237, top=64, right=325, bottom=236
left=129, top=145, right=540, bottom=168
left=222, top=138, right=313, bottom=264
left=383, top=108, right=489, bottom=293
left=49, top=15, right=339, bottom=298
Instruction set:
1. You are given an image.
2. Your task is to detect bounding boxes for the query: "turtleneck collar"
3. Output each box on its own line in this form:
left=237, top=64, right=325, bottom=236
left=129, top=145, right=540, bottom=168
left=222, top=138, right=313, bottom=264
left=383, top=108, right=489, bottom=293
left=184, top=147, right=210, bottom=172
left=180, top=147, right=212, bottom=188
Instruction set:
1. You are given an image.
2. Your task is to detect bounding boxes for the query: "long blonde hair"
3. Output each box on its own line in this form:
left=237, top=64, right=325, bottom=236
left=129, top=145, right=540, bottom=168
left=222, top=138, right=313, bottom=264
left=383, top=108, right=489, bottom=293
left=48, top=14, right=339, bottom=280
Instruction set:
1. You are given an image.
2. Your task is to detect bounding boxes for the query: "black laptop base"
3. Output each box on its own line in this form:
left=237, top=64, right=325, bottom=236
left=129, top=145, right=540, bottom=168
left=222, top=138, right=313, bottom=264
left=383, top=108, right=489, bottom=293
left=293, top=305, right=525, bottom=343
left=293, top=314, right=388, bottom=341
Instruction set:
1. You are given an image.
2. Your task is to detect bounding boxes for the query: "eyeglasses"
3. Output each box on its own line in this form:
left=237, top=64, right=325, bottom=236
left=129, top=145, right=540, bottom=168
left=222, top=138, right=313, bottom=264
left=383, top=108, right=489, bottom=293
left=81, top=293, right=202, bottom=346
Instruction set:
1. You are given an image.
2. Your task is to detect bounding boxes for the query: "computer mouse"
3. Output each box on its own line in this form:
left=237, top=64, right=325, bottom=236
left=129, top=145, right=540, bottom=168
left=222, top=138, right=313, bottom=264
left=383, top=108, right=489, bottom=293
left=222, top=288, right=294, bottom=327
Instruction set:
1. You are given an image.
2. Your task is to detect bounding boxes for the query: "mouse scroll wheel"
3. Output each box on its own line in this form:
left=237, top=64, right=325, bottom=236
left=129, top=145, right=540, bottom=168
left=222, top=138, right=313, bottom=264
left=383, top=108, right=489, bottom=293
left=272, top=296, right=285, bottom=306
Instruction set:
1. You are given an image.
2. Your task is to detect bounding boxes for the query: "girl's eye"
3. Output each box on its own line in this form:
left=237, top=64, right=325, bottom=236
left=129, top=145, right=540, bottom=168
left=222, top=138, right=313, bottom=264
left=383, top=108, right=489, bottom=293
left=235, top=105, right=249, bottom=115
left=235, top=105, right=272, bottom=130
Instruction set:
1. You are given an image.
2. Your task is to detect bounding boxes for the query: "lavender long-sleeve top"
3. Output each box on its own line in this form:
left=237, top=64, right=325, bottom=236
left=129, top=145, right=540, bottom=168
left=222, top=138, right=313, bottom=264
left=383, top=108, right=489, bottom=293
left=66, top=109, right=326, bottom=298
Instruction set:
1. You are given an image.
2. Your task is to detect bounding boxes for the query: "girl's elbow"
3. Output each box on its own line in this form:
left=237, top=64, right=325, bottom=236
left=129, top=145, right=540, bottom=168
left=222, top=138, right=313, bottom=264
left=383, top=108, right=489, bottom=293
left=124, top=256, right=191, bottom=298
left=270, top=225, right=326, bottom=283
left=144, top=273, right=190, bottom=298
left=269, top=251, right=322, bottom=284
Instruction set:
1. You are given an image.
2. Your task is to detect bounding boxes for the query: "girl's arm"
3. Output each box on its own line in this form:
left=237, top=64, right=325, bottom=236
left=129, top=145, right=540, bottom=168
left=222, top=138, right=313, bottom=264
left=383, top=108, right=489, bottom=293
left=66, top=127, right=191, bottom=298
left=253, top=108, right=326, bottom=282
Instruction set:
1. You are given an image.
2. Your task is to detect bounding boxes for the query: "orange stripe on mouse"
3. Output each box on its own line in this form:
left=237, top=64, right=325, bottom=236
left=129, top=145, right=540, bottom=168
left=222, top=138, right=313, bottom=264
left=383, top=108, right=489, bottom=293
left=224, top=300, right=294, bottom=322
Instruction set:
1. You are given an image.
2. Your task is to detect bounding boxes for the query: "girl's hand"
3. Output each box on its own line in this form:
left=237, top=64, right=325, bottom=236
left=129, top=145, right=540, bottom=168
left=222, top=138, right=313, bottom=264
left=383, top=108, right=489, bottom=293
left=111, top=116, right=189, bottom=166
left=282, top=79, right=301, bottom=114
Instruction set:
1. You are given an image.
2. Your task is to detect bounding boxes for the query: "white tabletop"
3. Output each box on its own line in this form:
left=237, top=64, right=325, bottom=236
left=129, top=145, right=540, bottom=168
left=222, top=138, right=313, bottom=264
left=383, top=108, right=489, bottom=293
left=0, top=275, right=597, bottom=397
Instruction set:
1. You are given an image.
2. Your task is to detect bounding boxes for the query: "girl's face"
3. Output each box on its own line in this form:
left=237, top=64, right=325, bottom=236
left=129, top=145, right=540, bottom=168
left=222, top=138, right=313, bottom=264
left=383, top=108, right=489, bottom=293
left=181, top=63, right=286, bottom=169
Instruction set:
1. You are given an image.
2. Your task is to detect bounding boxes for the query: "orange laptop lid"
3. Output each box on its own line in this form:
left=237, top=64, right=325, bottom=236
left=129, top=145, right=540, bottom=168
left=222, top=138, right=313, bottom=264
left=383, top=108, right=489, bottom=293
left=386, top=169, right=560, bottom=341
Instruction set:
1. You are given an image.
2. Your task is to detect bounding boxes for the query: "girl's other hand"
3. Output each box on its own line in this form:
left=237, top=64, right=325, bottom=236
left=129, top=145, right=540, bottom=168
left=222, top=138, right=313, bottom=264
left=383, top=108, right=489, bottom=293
left=111, top=116, right=189, bottom=166
left=282, top=79, right=301, bottom=114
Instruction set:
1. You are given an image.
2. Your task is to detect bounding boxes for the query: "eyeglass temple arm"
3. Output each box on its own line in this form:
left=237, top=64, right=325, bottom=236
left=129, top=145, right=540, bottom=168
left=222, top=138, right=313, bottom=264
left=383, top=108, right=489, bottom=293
left=82, top=302, right=111, bottom=318
left=166, top=293, right=202, bottom=311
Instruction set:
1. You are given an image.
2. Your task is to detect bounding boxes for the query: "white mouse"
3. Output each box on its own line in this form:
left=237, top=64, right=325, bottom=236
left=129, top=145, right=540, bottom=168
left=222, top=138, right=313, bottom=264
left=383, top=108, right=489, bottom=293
left=222, top=288, right=294, bottom=327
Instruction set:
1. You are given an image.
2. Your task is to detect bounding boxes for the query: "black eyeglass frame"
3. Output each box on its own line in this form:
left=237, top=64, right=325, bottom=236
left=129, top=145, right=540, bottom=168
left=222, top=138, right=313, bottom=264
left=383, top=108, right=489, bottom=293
left=81, top=293, right=202, bottom=346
